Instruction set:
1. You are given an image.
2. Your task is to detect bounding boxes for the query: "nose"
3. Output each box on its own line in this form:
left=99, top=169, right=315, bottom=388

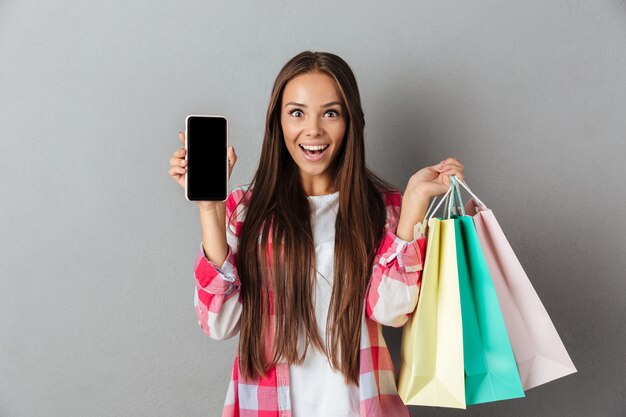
left=305, top=119, right=323, bottom=137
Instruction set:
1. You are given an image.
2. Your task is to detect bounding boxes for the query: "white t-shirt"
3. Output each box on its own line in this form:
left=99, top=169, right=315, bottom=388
left=288, top=191, right=360, bottom=417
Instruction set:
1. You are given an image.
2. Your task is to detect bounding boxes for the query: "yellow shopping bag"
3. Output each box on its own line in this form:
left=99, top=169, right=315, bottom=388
left=397, top=217, right=466, bottom=409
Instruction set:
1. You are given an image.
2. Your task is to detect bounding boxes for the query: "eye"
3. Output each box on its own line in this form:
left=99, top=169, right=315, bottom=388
left=325, top=109, right=340, bottom=118
left=288, top=109, right=304, bottom=117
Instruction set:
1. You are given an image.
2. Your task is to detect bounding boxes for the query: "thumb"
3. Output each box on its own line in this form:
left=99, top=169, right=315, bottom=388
left=426, top=180, right=451, bottom=198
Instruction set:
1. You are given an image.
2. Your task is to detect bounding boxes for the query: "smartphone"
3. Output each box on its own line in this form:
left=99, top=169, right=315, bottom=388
left=184, top=115, right=228, bottom=202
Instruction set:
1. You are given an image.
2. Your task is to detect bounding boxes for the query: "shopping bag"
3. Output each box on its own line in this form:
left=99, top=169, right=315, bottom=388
left=445, top=178, right=525, bottom=405
left=460, top=180, right=577, bottom=390
left=397, top=215, right=466, bottom=409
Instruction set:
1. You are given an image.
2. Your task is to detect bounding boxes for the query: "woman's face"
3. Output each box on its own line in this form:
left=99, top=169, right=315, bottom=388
left=280, top=71, right=346, bottom=193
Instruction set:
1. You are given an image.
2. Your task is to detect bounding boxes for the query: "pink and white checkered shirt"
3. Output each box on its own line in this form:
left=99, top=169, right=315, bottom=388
left=194, top=185, right=426, bottom=417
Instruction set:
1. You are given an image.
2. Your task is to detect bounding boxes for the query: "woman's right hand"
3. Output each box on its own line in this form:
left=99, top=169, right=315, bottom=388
left=169, top=131, right=237, bottom=211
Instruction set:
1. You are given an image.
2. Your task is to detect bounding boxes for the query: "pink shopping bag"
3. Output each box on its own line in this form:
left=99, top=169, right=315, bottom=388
left=460, top=181, right=577, bottom=390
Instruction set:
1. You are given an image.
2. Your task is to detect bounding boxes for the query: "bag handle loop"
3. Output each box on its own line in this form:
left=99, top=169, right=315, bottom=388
left=426, top=187, right=453, bottom=222
left=424, top=176, right=468, bottom=223
left=457, top=178, right=488, bottom=209
left=422, top=176, right=486, bottom=232
left=450, top=176, right=466, bottom=217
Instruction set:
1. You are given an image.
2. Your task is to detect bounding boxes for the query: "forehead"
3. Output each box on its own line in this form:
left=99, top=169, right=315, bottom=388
left=281, top=72, right=343, bottom=104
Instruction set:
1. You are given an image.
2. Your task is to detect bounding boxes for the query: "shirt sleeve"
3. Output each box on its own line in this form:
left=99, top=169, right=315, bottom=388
left=365, top=190, right=428, bottom=327
left=193, top=186, right=248, bottom=340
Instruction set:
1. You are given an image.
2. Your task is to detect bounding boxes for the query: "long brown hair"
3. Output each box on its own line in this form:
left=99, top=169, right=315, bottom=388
left=237, top=51, right=394, bottom=385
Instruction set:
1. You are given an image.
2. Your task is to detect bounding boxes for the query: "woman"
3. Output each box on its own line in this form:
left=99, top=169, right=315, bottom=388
left=169, top=51, right=465, bottom=417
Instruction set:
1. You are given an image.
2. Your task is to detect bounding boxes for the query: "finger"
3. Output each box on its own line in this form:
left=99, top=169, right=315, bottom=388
left=227, top=145, right=237, bottom=166
left=178, top=132, right=187, bottom=157
left=440, top=163, right=464, bottom=176
left=440, top=158, right=463, bottom=169
left=169, top=166, right=186, bottom=176
left=169, top=156, right=187, bottom=167
left=433, top=162, right=447, bottom=172
left=441, top=165, right=461, bottom=173
left=443, top=163, right=463, bottom=173
left=435, top=163, right=461, bottom=173
left=442, top=168, right=464, bottom=181
left=440, top=156, right=463, bottom=164
left=451, top=157, right=464, bottom=169
left=173, top=147, right=186, bottom=158
left=227, top=146, right=237, bottom=178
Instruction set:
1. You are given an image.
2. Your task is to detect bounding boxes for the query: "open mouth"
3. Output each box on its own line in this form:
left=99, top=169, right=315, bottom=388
left=298, top=144, right=330, bottom=158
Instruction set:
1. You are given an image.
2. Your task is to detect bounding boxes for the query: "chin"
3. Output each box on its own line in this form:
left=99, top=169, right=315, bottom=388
left=299, top=164, right=329, bottom=177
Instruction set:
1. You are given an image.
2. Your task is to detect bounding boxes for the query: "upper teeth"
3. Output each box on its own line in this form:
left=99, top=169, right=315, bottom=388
left=300, top=144, right=328, bottom=151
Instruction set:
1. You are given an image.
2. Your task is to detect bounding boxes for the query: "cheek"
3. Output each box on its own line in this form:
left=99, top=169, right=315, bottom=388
left=281, top=118, right=298, bottom=141
left=331, top=122, right=347, bottom=147
left=281, top=126, right=299, bottom=158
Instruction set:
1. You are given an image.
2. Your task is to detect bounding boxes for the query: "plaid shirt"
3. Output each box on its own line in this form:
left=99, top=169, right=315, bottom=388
left=194, top=185, right=426, bottom=417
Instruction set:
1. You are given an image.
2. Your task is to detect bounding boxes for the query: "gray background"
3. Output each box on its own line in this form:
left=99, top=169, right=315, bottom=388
left=1, top=0, right=625, bottom=416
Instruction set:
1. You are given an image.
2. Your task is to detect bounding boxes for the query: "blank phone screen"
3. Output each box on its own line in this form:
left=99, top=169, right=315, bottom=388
left=186, top=116, right=227, bottom=201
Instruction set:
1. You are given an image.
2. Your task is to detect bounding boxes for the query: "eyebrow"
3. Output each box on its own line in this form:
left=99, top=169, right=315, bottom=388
left=284, top=101, right=343, bottom=108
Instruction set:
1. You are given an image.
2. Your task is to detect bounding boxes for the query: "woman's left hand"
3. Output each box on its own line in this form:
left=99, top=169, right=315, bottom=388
left=405, top=157, right=465, bottom=200
left=395, top=157, right=465, bottom=241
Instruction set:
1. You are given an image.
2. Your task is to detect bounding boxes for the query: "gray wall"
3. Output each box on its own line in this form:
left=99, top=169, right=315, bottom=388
left=1, top=1, right=625, bottom=416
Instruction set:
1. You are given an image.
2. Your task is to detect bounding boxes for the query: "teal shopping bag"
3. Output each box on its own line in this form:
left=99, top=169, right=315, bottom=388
left=450, top=178, right=525, bottom=405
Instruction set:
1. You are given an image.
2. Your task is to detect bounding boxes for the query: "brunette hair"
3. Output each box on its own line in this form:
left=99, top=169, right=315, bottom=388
left=236, top=51, right=394, bottom=385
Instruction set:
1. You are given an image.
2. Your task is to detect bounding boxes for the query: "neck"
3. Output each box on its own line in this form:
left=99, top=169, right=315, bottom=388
left=300, top=174, right=337, bottom=196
